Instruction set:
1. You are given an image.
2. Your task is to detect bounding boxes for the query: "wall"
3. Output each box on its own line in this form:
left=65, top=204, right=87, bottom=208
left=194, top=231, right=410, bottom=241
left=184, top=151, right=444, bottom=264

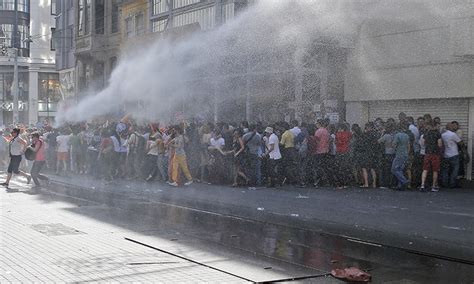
left=345, top=1, right=474, bottom=102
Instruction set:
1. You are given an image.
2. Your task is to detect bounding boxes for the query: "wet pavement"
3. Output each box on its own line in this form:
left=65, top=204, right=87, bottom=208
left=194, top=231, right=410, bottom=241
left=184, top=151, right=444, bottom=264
left=46, top=172, right=474, bottom=261
left=2, top=172, right=473, bottom=283
left=0, top=178, right=325, bottom=283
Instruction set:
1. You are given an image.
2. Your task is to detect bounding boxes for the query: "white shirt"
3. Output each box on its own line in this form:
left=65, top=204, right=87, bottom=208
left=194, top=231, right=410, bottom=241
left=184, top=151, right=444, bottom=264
left=441, top=130, right=461, bottom=158
left=56, top=135, right=70, bottom=153
left=147, top=141, right=159, bottom=156
left=210, top=137, right=225, bottom=148
left=265, top=133, right=282, bottom=160
left=290, top=127, right=301, bottom=138
left=409, top=124, right=420, bottom=153
left=9, top=137, right=24, bottom=156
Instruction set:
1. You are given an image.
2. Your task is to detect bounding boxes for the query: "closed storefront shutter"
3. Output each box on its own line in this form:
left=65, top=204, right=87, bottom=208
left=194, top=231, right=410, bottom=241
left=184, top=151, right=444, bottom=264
left=368, top=99, right=470, bottom=141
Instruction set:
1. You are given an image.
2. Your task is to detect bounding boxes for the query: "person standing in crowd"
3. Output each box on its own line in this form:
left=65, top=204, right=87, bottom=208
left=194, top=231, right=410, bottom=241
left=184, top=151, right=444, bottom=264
left=127, top=126, right=146, bottom=179
left=360, top=123, right=378, bottom=188
left=56, top=129, right=71, bottom=175
left=451, top=121, right=469, bottom=180
left=441, top=122, right=462, bottom=188
left=313, top=119, right=330, bottom=187
left=29, top=132, right=49, bottom=188
left=1, top=128, right=31, bottom=188
left=242, top=124, right=260, bottom=189
left=378, top=122, right=396, bottom=188
left=198, top=123, right=212, bottom=184
left=110, top=129, right=128, bottom=179
left=169, top=126, right=193, bottom=187
left=69, top=129, right=83, bottom=174
left=154, top=129, right=168, bottom=183
left=230, top=128, right=249, bottom=187
left=263, top=126, right=282, bottom=187
left=46, top=128, right=58, bottom=170
left=408, top=117, right=422, bottom=187
left=334, top=123, right=352, bottom=189
left=295, top=122, right=309, bottom=187
left=280, top=122, right=296, bottom=185
left=98, top=129, right=113, bottom=181
left=392, top=123, right=411, bottom=190
left=419, top=123, right=442, bottom=192
left=144, top=136, right=159, bottom=181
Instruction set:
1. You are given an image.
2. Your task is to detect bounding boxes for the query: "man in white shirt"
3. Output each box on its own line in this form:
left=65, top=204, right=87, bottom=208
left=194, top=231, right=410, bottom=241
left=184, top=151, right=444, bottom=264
left=56, top=130, right=71, bottom=175
left=441, top=123, right=462, bottom=188
left=263, top=127, right=281, bottom=187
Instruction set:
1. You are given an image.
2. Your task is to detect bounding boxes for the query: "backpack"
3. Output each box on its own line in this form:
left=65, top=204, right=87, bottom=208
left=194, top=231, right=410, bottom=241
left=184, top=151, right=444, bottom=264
left=25, top=140, right=42, bottom=161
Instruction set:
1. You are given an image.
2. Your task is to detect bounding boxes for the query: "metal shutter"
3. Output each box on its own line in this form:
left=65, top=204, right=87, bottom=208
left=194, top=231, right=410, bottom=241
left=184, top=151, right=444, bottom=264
left=368, top=99, right=470, bottom=141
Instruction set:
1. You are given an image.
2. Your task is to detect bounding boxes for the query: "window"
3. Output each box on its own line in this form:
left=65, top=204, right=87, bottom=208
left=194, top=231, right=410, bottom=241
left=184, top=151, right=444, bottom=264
left=77, top=0, right=90, bottom=36
left=38, top=73, right=61, bottom=117
left=0, top=0, right=28, bottom=12
left=51, top=0, right=56, bottom=15
left=50, top=28, right=56, bottom=51
left=152, top=0, right=167, bottom=16
left=0, top=73, right=29, bottom=101
left=125, top=17, right=133, bottom=38
left=152, top=19, right=168, bottom=33
left=0, top=23, right=30, bottom=57
left=136, top=14, right=144, bottom=36
left=95, top=0, right=104, bottom=34
left=111, top=0, right=119, bottom=33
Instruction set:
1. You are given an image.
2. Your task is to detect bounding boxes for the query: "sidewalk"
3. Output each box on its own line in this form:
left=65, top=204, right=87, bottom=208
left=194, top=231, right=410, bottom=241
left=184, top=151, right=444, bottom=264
left=0, top=177, right=325, bottom=283
left=44, top=172, right=474, bottom=263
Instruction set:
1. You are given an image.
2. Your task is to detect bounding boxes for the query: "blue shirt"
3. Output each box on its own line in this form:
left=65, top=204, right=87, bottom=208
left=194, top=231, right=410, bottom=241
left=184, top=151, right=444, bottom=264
left=393, top=132, right=409, bottom=157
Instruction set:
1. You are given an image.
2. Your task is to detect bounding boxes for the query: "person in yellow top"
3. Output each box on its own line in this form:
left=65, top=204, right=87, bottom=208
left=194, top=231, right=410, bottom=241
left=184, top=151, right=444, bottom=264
left=279, top=122, right=297, bottom=185
left=280, top=127, right=295, bottom=149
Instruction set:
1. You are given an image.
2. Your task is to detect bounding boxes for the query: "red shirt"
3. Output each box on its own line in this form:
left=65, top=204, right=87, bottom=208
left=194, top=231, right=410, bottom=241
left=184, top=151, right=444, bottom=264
left=335, top=131, right=352, bottom=154
left=314, top=128, right=330, bottom=154
left=35, top=139, right=46, bottom=161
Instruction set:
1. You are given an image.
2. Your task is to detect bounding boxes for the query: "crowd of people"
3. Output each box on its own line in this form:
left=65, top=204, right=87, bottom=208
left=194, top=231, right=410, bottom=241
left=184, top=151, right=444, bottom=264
left=0, top=112, right=470, bottom=192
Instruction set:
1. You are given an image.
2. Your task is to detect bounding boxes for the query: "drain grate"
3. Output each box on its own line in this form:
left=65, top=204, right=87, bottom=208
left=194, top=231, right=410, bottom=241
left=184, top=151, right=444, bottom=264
left=30, top=223, right=85, bottom=236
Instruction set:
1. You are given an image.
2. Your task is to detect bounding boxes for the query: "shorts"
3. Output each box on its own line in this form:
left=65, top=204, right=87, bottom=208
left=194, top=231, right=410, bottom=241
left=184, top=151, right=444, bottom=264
left=423, top=154, right=440, bottom=172
left=57, top=152, right=69, bottom=161
left=7, top=155, right=22, bottom=174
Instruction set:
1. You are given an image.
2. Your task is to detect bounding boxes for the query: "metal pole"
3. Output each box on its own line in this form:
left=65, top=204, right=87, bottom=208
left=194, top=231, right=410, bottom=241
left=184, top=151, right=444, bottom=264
left=12, top=0, right=19, bottom=125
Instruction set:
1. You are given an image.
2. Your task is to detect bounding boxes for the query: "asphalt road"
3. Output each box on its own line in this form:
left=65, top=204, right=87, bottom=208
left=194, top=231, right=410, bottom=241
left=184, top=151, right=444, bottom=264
left=43, top=172, right=474, bottom=263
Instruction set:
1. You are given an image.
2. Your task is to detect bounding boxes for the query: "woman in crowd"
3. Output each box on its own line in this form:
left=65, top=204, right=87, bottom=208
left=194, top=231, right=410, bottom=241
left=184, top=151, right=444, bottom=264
left=230, top=128, right=250, bottom=187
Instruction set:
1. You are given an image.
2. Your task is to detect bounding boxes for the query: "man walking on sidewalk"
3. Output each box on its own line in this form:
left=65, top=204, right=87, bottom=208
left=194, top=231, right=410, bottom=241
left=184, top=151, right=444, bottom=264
left=391, top=123, right=410, bottom=190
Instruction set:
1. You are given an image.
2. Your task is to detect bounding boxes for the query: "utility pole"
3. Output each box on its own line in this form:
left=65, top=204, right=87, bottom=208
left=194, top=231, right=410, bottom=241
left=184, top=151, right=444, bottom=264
left=12, top=0, right=20, bottom=125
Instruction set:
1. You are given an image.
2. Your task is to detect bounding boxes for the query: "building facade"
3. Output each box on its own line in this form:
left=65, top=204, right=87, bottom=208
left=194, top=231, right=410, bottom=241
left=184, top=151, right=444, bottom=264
left=147, top=0, right=348, bottom=123
left=74, top=0, right=121, bottom=97
left=0, top=0, right=58, bottom=126
left=344, top=1, right=474, bottom=180
left=54, top=0, right=76, bottom=109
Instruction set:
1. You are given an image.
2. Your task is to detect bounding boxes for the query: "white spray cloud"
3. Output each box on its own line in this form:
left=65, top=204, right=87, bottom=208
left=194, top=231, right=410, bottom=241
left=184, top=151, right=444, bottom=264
left=56, top=0, right=455, bottom=125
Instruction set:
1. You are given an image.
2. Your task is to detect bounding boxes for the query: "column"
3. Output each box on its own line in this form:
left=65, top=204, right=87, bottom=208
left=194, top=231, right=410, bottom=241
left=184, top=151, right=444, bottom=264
left=292, top=47, right=304, bottom=121
left=28, top=68, right=39, bottom=125
left=320, top=50, right=328, bottom=117
left=467, top=98, right=473, bottom=181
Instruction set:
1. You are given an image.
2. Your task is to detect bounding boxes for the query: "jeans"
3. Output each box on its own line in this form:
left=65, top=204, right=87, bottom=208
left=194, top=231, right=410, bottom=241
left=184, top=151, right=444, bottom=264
left=381, top=154, right=395, bottom=187
left=256, top=157, right=262, bottom=186
left=245, top=154, right=258, bottom=186
left=157, top=153, right=168, bottom=181
left=30, top=161, right=49, bottom=186
left=441, top=155, right=460, bottom=188
left=391, top=156, right=408, bottom=187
